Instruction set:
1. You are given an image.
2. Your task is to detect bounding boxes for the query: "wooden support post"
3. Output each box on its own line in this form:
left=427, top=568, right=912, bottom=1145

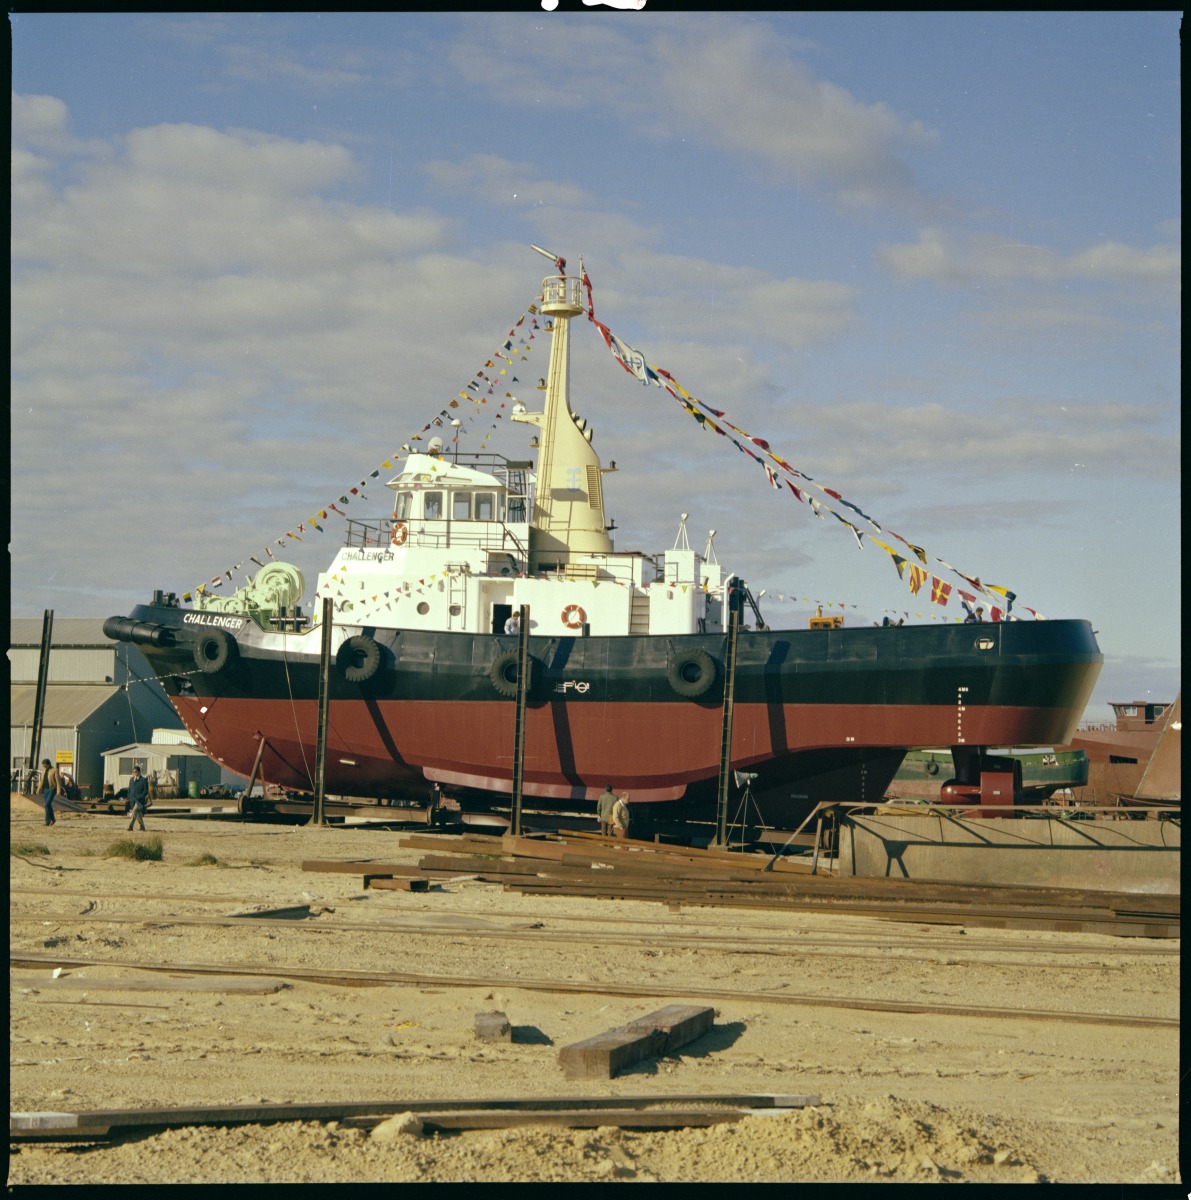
left=239, top=736, right=269, bottom=819
left=28, top=609, right=54, bottom=790
left=558, top=1004, right=715, bottom=1079
left=714, top=608, right=740, bottom=848
left=510, top=603, right=530, bottom=837
left=313, top=597, right=334, bottom=826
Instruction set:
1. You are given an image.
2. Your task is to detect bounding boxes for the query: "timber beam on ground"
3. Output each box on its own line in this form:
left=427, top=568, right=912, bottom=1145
left=9, top=952, right=1177, bottom=1028
left=9, top=1092, right=821, bottom=1141
left=558, top=1004, right=715, bottom=1079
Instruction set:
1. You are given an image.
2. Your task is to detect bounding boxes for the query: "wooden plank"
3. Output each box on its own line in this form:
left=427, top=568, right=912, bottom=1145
left=414, top=1107, right=746, bottom=1131
left=10, top=1092, right=820, bottom=1139
left=554, top=852, right=754, bottom=880
left=302, top=861, right=427, bottom=877
left=300, top=859, right=377, bottom=873
left=10, top=973, right=287, bottom=995
left=558, top=1004, right=715, bottom=1080
left=365, top=877, right=430, bottom=892
left=417, top=855, right=540, bottom=876
left=499, top=835, right=572, bottom=861
left=398, top=834, right=506, bottom=855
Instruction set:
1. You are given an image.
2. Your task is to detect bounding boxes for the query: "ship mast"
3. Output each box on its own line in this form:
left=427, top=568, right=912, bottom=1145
left=512, top=248, right=612, bottom=571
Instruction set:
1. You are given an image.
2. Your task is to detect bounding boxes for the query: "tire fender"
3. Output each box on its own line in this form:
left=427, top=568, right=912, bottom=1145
left=192, top=628, right=237, bottom=675
left=667, top=648, right=717, bottom=698
left=336, top=634, right=382, bottom=683
left=490, top=649, right=539, bottom=698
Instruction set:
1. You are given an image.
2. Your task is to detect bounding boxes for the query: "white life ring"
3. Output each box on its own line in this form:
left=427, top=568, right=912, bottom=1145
left=561, top=604, right=587, bottom=630
left=390, top=521, right=408, bottom=546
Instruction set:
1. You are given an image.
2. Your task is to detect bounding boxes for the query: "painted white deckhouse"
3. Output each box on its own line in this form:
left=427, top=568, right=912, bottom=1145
left=313, top=259, right=725, bottom=640
left=313, top=450, right=725, bottom=639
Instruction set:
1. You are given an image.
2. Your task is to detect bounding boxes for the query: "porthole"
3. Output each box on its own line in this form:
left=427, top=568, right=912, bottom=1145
left=417, top=601, right=430, bottom=615
left=975, top=637, right=994, bottom=651
left=449, top=604, right=462, bottom=616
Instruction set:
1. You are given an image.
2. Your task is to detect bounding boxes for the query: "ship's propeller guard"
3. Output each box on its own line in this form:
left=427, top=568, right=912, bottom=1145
left=337, top=634, right=382, bottom=683
left=667, top=648, right=717, bottom=698
left=490, top=649, right=541, bottom=698
left=192, top=628, right=238, bottom=675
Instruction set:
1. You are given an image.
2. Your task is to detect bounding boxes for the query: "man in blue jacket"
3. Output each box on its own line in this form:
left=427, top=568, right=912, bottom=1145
left=126, top=766, right=150, bottom=831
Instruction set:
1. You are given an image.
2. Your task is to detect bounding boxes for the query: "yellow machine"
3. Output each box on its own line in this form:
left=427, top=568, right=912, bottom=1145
left=808, top=606, right=844, bottom=630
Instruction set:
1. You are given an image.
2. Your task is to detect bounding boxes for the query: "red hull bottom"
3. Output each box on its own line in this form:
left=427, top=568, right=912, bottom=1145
left=175, top=695, right=1083, bottom=812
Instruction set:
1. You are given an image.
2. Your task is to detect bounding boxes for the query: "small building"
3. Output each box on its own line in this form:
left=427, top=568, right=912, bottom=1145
left=1065, top=699, right=1177, bottom=804
left=101, top=732, right=223, bottom=799
left=9, top=617, right=185, bottom=799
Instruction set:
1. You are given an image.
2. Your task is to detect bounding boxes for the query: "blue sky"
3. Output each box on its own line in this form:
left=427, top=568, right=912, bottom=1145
left=10, top=11, right=1180, bottom=722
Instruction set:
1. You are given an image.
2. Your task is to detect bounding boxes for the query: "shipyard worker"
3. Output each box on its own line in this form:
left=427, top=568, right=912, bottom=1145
left=611, top=793, right=631, bottom=839
left=40, top=759, right=61, bottom=827
left=597, top=785, right=617, bottom=835
left=126, top=766, right=150, bottom=832
left=504, top=611, right=521, bottom=636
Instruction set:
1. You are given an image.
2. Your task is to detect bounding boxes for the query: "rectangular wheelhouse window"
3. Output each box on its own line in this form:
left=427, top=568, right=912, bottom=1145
left=475, top=492, right=497, bottom=520
left=424, top=491, right=444, bottom=519
left=453, top=492, right=472, bottom=519
left=394, top=491, right=413, bottom=520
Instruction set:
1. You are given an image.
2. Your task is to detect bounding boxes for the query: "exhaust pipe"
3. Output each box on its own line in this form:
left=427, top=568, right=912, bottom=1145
left=103, top=616, right=177, bottom=647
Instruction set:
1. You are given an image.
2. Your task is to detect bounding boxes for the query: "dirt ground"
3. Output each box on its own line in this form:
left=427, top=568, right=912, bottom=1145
left=7, top=799, right=1181, bottom=1185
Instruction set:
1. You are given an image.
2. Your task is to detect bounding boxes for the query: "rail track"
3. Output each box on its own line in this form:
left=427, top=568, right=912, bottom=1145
left=9, top=950, right=1175, bottom=1030
left=8, top=895, right=1174, bottom=969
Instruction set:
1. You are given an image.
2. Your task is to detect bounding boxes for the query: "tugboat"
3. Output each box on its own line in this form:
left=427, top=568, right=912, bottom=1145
left=105, top=251, right=1103, bottom=825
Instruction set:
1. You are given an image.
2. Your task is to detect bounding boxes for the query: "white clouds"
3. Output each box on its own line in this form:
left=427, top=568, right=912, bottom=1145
left=12, top=92, right=87, bottom=153
left=879, top=228, right=1181, bottom=289
left=773, top=395, right=1179, bottom=495
left=649, top=24, right=936, bottom=212
left=450, top=16, right=937, bottom=216
left=423, top=154, right=591, bottom=208
left=607, top=253, right=858, bottom=349
left=12, top=121, right=388, bottom=279
left=9, top=102, right=482, bottom=566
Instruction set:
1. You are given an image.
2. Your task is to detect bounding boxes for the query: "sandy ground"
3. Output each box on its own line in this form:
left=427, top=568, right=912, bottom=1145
left=7, top=799, right=1181, bottom=1185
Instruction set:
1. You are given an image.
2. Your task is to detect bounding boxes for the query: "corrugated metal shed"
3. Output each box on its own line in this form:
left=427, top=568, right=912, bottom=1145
left=10, top=615, right=185, bottom=796
left=10, top=618, right=115, bottom=646
left=102, top=741, right=213, bottom=760
left=9, top=648, right=118, bottom=685
left=10, top=618, right=144, bottom=686
left=9, top=685, right=122, bottom=727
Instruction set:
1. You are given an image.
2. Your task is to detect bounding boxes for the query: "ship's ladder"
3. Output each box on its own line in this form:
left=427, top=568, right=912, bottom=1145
left=447, top=568, right=467, bottom=630
left=629, top=589, right=650, bottom=635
